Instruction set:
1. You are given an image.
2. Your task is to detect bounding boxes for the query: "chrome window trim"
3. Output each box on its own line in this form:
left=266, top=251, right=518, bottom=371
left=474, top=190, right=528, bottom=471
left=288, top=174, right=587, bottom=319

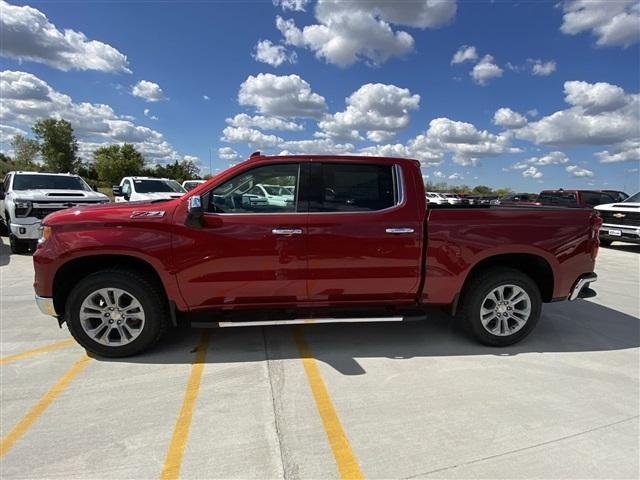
left=201, top=161, right=407, bottom=217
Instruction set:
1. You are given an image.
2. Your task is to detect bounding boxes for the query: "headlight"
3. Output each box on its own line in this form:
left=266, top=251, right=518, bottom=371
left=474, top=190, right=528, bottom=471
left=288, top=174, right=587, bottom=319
left=14, top=199, right=32, bottom=217
left=38, top=225, right=52, bottom=245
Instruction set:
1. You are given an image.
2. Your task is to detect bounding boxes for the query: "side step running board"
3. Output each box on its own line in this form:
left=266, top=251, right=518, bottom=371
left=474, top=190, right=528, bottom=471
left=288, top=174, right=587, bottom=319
left=218, top=317, right=404, bottom=327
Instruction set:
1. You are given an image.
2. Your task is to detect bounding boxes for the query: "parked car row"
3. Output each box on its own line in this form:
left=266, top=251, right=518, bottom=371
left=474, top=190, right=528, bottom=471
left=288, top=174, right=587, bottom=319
left=0, top=170, right=208, bottom=253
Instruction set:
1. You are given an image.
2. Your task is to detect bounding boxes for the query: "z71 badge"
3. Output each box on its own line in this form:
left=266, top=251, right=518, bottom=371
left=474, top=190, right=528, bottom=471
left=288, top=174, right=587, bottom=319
left=130, top=211, right=166, bottom=218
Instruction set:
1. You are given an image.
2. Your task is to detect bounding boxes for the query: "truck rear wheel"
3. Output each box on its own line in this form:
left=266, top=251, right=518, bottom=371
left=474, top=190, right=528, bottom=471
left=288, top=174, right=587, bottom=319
left=458, top=267, right=541, bottom=346
left=65, top=268, right=169, bottom=357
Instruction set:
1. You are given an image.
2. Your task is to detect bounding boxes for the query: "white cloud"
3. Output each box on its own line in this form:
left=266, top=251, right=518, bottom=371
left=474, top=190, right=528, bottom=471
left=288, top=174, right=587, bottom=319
left=433, top=170, right=445, bottom=178
left=566, top=164, right=594, bottom=177
left=279, top=138, right=354, bottom=155
left=238, top=73, right=327, bottom=118
left=526, top=151, right=569, bottom=165
left=143, top=108, right=158, bottom=121
left=595, top=139, right=640, bottom=163
left=275, top=0, right=456, bottom=67
left=318, top=83, right=420, bottom=142
left=0, top=70, right=192, bottom=165
left=508, top=161, right=529, bottom=170
left=527, top=109, right=539, bottom=117
left=0, top=124, right=27, bottom=142
left=0, top=0, right=130, bottom=73
left=226, top=113, right=303, bottom=131
left=252, top=40, right=297, bottom=67
left=517, top=80, right=639, bottom=146
left=221, top=126, right=283, bottom=149
left=470, top=55, right=503, bottom=86
left=218, top=146, right=239, bottom=161
left=131, top=80, right=165, bottom=102
left=529, top=59, right=557, bottom=76
left=493, top=108, right=528, bottom=129
left=564, top=80, right=627, bottom=114
left=273, top=0, right=309, bottom=11
left=359, top=143, right=412, bottom=159
left=203, top=95, right=210, bottom=101
left=522, top=166, right=543, bottom=178
left=448, top=172, right=464, bottom=180
left=560, top=0, right=640, bottom=48
left=451, top=45, right=478, bottom=64
left=410, top=117, right=514, bottom=166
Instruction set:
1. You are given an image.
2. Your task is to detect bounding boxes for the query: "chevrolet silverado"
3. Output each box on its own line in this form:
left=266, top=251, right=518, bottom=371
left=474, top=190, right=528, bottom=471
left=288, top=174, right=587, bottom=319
left=33, top=154, right=602, bottom=357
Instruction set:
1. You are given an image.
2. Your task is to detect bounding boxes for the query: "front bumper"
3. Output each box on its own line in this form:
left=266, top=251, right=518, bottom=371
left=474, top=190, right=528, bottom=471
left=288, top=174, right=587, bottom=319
left=600, top=223, right=640, bottom=244
left=569, top=273, right=598, bottom=301
left=35, top=296, right=58, bottom=317
left=10, top=219, right=42, bottom=240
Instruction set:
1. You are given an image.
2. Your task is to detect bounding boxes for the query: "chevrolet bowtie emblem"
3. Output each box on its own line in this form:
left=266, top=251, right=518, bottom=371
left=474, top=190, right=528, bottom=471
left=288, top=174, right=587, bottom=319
left=613, top=213, right=626, bottom=218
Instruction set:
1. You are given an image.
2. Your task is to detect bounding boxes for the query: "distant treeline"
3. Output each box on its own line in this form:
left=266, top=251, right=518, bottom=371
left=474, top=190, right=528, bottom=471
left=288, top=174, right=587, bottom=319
left=0, top=117, right=201, bottom=186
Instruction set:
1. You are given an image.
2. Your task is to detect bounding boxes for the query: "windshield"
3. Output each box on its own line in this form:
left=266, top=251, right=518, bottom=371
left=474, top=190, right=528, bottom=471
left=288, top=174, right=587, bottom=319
left=12, top=174, right=91, bottom=191
left=624, top=192, right=640, bottom=203
left=133, top=179, right=185, bottom=193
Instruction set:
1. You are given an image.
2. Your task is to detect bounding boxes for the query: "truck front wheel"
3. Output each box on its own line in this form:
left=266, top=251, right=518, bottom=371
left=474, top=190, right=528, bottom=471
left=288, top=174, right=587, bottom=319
left=458, top=267, right=541, bottom=346
left=65, top=268, right=169, bottom=357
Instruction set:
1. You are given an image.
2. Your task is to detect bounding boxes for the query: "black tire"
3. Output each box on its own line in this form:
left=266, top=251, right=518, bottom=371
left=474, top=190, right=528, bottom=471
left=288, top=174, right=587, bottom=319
left=599, top=238, right=613, bottom=247
left=9, top=234, right=30, bottom=254
left=65, top=268, right=169, bottom=357
left=457, top=267, right=541, bottom=347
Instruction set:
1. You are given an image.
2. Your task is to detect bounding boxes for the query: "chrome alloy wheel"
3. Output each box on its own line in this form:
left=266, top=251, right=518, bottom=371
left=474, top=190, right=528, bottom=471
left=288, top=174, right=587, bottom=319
left=480, top=284, right=531, bottom=336
left=79, top=288, right=146, bottom=346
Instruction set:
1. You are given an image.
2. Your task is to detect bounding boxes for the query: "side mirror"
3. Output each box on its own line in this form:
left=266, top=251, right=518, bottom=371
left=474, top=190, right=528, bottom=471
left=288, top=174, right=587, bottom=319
left=112, top=186, right=123, bottom=197
left=185, top=195, right=204, bottom=227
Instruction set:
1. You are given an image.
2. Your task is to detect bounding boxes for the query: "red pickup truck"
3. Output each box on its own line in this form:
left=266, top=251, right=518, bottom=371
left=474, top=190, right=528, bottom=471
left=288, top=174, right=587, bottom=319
left=33, top=155, right=601, bottom=357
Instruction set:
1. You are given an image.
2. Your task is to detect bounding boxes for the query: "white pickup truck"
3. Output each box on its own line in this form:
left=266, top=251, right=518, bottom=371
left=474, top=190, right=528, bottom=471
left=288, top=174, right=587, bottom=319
left=113, top=177, right=186, bottom=203
left=0, top=171, right=109, bottom=253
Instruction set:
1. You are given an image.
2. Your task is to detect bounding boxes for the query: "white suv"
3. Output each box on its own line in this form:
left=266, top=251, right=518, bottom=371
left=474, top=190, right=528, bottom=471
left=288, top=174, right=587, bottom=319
left=0, top=171, right=109, bottom=253
left=113, top=177, right=186, bottom=202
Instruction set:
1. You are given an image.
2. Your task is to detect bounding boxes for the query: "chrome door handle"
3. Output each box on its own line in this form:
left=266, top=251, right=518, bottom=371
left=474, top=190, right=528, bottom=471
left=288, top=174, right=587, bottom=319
left=272, top=228, right=303, bottom=235
left=386, top=227, right=415, bottom=234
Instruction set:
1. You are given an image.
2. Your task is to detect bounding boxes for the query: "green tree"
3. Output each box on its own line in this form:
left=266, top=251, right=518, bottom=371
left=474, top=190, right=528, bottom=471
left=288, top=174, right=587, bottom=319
left=494, top=187, right=513, bottom=197
left=10, top=134, right=40, bottom=171
left=94, top=143, right=145, bottom=185
left=0, top=152, right=13, bottom=175
left=152, top=159, right=200, bottom=183
left=472, top=185, right=493, bottom=195
left=32, top=119, right=79, bottom=173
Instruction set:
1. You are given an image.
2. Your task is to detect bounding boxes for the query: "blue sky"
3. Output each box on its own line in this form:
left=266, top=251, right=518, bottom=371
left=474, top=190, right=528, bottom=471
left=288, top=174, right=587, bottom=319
left=1, top=0, right=638, bottom=192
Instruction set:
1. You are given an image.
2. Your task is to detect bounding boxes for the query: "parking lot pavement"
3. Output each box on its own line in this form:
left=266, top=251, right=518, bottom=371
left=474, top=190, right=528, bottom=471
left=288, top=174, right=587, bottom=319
left=1, top=237, right=638, bottom=479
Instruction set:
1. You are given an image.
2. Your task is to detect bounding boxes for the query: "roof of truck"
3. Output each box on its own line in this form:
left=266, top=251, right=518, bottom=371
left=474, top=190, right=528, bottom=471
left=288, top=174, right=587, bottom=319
left=247, top=152, right=421, bottom=166
left=9, top=171, right=79, bottom=176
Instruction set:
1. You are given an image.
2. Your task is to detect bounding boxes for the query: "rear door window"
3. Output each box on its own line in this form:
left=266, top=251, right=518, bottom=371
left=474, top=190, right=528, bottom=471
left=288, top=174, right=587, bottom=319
left=309, top=163, right=396, bottom=212
left=538, top=192, right=578, bottom=206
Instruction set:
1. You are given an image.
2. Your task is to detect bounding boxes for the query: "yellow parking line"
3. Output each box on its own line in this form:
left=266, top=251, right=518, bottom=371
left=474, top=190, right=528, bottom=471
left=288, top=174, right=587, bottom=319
left=0, top=339, right=76, bottom=365
left=0, top=353, right=90, bottom=457
left=160, top=330, right=210, bottom=480
left=293, top=328, right=364, bottom=480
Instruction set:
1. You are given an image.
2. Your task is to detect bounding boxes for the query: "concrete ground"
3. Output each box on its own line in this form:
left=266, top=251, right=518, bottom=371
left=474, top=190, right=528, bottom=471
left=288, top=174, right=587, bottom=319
left=1, top=238, right=638, bottom=479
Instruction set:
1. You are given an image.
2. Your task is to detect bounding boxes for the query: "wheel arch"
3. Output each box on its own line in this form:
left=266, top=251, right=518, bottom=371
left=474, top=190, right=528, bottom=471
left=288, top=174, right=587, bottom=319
left=52, top=254, right=169, bottom=318
left=459, top=253, right=554, bottom=305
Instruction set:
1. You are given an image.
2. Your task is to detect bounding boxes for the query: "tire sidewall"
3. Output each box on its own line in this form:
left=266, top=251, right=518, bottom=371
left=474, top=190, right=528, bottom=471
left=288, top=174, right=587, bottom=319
left=66, top=271, right=165, bottom=357
left=466, top=271, right=542, bottom=346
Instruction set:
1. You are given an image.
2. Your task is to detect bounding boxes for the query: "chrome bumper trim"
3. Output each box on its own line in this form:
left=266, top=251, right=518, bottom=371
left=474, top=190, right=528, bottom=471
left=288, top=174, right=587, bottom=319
left=35, top=296, right=58, bottom=316
left=569, top=273, right=598, bottom=301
